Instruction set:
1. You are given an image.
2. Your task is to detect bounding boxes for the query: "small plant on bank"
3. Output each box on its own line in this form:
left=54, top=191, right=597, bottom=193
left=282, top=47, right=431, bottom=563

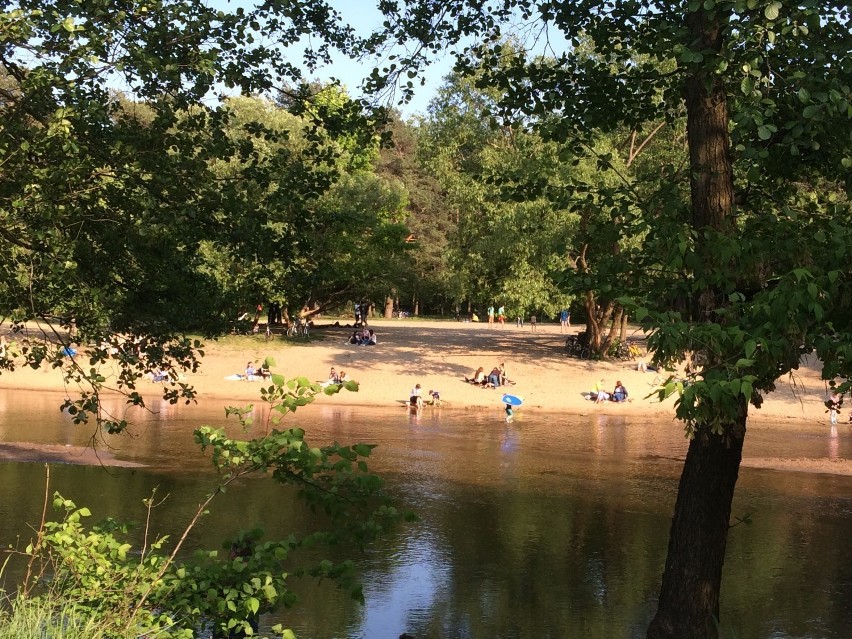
left=4, top=365, right=405, bottom=638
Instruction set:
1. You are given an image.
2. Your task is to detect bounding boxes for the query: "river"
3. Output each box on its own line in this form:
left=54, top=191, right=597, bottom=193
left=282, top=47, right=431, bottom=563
left=1, top=389, right=851, bottom=638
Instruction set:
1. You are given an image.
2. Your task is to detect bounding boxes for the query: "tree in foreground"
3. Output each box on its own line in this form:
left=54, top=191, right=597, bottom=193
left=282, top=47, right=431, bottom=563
left=0, top=0, right=394, bottom=429
left=7, top=373, right=403, bottom=638
left=372, top=1, right=851, bottom=636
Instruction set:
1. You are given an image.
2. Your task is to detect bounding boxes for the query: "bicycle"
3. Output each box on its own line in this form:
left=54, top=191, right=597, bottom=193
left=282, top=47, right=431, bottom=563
left=564, top=335, right=591, bottom=359
left=286, top=322, right=298, bottom=338
left=608, top=340, right=642, bottom=361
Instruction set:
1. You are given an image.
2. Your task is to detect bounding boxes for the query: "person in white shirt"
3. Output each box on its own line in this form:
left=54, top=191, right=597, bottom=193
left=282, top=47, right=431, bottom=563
left=410, top=383, right=423, bottom=408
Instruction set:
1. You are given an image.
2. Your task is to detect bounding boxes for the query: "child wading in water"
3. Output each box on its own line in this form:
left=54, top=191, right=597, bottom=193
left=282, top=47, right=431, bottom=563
left=826, top=391, right=843, bottom=425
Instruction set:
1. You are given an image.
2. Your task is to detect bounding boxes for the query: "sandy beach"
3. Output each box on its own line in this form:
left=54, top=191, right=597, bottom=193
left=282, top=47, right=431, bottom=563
left=1, top=318, right=849, bottom=473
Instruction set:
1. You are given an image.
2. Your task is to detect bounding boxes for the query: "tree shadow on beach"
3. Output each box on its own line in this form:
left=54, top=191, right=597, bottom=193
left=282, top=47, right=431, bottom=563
left=308, top=321, right=595, bottom=380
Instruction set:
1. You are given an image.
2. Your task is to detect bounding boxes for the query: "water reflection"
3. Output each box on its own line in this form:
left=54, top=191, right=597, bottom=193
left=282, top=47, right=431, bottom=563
left=1, top=392, right=852, bottom=637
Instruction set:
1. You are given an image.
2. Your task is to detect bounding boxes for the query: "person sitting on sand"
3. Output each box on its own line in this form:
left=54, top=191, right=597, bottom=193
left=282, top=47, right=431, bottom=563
left=410, top=383, right=423, bottom=408
left=365, top=329, right=377, bottom=346
left=488, top=366, right=502, bottom=388
left=338, top=370, right=351, bottom=383
left=465, top=367, right=488, bottom=386
left=245, top=361, right=256, bottom=381
left=611, top=381, right=628, bottom=402
left=348, top=331, right=360, bottom=345
left=320, top=367, right=341, bottom=388
left=428, top=389, right=441, bottom=405
left=498, top=362, right=515, bottom=386
left=593, top=379, right=609, bottom=403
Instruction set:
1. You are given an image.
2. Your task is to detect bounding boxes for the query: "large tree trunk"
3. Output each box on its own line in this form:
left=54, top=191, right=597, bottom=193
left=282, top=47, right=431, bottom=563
left=648, top=7, right=740, bottom=638
left=647, top=406, right=747, bottom=638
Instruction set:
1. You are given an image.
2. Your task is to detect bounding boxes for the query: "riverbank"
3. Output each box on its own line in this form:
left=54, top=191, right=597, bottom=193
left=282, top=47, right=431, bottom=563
left=1, top=318, right=849, bottom=472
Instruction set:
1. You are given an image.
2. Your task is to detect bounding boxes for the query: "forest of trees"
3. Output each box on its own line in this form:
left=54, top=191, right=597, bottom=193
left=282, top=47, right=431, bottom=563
left=0, top=0, right=850, bottom=637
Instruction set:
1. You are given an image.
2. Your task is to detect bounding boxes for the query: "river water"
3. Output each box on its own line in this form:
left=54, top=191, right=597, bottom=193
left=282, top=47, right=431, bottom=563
left=1, top=389, right=852, bottom=638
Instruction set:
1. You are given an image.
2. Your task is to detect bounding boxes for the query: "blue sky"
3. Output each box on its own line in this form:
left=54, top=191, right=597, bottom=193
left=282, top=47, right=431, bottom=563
left=206, top=0, right=459, bottom=117
left=319, top=1, right=457, bottom=118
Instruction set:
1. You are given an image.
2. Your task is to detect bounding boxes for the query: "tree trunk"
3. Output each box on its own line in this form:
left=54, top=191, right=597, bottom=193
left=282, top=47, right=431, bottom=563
left=601, top=304, right=622, bottom=356
left=583, top=292, right=600, bottom=351
left=647, top=407, right=747, bottom=638
left=648, top=7, right=740, bottom=638
left=384, top=296, right=394, bottom=319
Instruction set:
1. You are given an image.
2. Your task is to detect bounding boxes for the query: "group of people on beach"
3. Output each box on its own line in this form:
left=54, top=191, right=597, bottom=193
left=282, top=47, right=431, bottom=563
left=244, top=361, right=270, bottom=381
left=589, top=379, right=629, bottom=403
left=479, top=305, right=571, bottom=333
left=224, top=361, right=270, bottom=381
left=321, top=367, right=351, bottom=387
left=409, top=383, right=441, bottom=409
left=464, top=363, right=515, bottom=389
left=347, top=327, right=377, bottom=346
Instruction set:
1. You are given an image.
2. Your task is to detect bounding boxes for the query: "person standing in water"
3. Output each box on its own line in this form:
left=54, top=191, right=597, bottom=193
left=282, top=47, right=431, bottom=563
left=826, top=391, right=843, bottom=425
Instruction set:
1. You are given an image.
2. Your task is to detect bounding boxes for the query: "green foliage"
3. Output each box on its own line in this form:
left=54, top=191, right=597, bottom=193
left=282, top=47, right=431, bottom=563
left=376, top=0, right=851, bottom=420
left=0, top=0, right=408, bottom=427
left=0, top=594, right=112, bottom=639
left=373, top=3, right=850, bottom=630
left=10, top=372, right=400, bottom=638
left=418, top=66, right=578, bottom=317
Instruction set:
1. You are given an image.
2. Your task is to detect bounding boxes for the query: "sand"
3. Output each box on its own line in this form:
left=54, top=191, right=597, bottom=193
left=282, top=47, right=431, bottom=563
left=1, top=318, right=849, bottom=473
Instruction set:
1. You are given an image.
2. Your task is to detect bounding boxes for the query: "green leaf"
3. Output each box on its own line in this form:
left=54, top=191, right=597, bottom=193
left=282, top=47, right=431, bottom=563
left=807, top=282, right=818, bottom=298
left=354, top=444, right=373, bottom=457
left=764, top=2, right=781, bottom=20
left=247, top=596, right=260, bottom=614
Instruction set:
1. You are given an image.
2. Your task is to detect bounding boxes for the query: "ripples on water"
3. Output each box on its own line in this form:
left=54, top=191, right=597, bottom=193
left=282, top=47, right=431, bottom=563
left=1, top=391, right=852, bottom=637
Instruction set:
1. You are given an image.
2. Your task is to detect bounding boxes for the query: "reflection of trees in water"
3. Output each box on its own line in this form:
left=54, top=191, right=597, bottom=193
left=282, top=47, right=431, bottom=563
left=4, top=400, right=852, bottom=637
left=393, top=481, right=669, bottom=637
left=376, top=475, right=852, bottom=639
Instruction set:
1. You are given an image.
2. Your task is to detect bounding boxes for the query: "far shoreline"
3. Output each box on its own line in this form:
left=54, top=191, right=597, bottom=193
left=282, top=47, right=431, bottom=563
left=1, top=318, right=848, bottom=473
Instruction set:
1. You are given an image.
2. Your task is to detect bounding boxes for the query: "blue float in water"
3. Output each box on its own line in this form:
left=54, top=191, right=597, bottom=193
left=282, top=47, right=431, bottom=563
left=501, top=394, right=523, bottom=407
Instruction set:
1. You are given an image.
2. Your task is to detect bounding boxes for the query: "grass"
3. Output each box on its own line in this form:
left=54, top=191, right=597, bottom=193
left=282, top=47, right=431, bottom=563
left=0, top=595, right=112, bottom=639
